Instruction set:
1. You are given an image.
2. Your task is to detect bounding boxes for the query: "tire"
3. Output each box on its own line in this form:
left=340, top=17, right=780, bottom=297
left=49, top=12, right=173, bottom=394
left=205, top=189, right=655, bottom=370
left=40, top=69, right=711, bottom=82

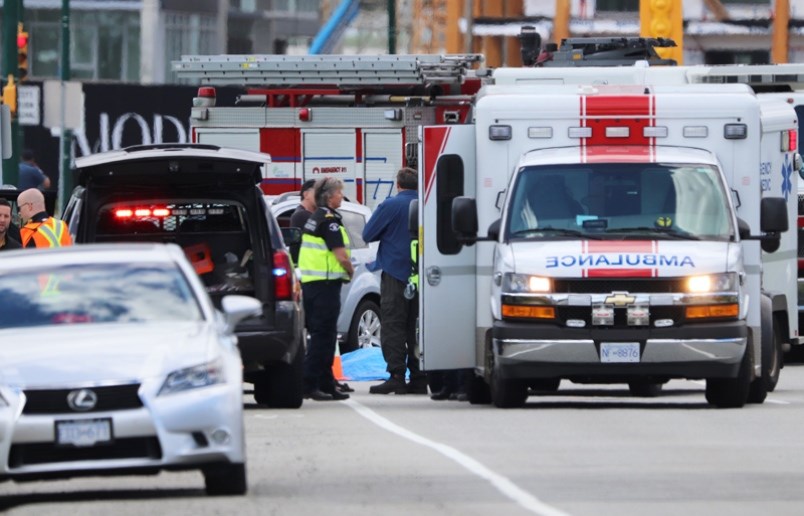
left=260, top=347, right=305, bottom=409
left=342, top=299, right=381, bottom=354
left=468, top=374, right=492, bottom=405
left=706, top=341, right=753, bottom=408
left=748, top=303, right=782, bottom=403
left=529, top=378, right=561, bottom=393
left=204, top=463, right=247, bottom=496
left=767, top=317, right=784, bottom=392
left=628, top=381, right=663, bottom=398
left=490, top=365, right=528, bottom=408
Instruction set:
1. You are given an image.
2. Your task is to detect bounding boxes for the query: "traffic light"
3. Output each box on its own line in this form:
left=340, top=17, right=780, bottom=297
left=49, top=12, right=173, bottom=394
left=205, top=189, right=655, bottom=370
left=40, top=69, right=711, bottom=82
left=2, top=75, right=17, bottom=116
left=639, top=0, right=683, bottom=64
left=17, top=23, right=29, bottom=82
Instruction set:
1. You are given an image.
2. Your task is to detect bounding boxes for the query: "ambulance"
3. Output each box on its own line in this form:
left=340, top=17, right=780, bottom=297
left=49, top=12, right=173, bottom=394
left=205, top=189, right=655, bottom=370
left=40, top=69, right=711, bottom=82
left=418, top=80, right=798, bottom=408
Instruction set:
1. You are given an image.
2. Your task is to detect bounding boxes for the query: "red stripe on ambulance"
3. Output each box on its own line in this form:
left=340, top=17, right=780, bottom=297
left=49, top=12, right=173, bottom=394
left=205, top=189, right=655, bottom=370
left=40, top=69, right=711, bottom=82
left=424, top=127, right=451, bottom=203
left=580, top=93, right=656, bottom=163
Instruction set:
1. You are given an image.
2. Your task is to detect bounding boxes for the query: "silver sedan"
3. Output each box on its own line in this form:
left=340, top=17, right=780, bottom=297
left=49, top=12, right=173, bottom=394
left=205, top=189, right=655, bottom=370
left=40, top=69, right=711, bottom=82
left=0, top=243, right=260, bottom=495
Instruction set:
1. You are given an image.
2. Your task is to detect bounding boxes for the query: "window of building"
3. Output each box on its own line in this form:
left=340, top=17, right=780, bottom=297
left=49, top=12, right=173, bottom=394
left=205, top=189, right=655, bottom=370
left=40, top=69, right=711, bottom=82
left=596, top=0, right=639, bottom=11
left=164, top=11, right=218, bottom=82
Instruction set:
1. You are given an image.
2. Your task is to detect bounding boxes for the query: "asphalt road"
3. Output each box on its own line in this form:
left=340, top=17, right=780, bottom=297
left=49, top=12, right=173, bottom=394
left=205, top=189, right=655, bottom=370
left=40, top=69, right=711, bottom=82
left=4, top=363, right=804, bottom=516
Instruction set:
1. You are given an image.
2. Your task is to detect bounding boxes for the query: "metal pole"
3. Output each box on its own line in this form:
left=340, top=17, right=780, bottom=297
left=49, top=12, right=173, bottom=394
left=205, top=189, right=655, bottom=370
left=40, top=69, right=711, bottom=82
left=58, top=0, right=72, bottom=214
left=387, top=0, right=396, bottom=54
left=2, top=0, right=20, bottom=186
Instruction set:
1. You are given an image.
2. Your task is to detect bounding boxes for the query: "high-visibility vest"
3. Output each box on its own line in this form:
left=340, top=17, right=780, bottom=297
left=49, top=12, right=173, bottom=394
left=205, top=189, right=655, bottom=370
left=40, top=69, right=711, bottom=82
left=21, top=217, right=73, bottom=248
left=409, top=239, right=418, bottom=289
left=298, top=224, right=351, bottom=283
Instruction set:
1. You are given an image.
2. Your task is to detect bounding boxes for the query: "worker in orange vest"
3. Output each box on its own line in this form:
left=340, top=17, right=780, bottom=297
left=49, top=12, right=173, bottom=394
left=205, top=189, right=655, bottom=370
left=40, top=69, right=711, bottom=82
left=18, top=188, right=73, bottom=248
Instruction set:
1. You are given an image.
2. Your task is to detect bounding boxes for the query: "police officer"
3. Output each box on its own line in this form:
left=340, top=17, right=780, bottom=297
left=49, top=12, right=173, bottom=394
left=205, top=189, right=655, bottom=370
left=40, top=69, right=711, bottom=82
left=18, top=188, right=72, bottom=248
left=298, top=177, right=354, bottom=401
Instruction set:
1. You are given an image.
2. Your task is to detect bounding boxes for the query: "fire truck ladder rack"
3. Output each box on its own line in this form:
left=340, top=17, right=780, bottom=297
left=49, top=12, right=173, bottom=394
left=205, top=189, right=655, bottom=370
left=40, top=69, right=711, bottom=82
left=172, top=54, right=485, bottom=90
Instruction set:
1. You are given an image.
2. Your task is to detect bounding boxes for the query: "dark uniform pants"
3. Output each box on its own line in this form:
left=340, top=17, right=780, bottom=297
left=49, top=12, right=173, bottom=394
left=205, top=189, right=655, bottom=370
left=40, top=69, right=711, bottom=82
left=380, top=272, right=421, bottom=378
left=302, top=280, right=342, bottom=392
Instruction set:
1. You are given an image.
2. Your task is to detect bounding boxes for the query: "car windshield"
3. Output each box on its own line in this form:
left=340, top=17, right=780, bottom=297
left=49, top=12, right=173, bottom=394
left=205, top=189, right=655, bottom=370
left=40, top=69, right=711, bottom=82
left=506, top=163, right=733, bottom=241
left=0, top=262, right=203, bottom=329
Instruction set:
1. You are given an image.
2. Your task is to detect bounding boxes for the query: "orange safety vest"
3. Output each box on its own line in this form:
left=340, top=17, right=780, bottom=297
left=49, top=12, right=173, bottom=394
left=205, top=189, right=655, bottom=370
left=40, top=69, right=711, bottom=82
left=21, top=217, right=73, bottom=248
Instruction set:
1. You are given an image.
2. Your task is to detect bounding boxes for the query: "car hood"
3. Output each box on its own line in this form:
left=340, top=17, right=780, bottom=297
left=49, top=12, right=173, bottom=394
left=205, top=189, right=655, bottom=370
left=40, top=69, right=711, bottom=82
left=0, top=322, right=219, bottom=388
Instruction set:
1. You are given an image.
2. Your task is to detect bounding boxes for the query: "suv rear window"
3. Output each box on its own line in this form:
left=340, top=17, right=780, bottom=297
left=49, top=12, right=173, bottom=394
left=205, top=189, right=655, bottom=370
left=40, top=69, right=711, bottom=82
left=96, top=200, right=255, bottom=294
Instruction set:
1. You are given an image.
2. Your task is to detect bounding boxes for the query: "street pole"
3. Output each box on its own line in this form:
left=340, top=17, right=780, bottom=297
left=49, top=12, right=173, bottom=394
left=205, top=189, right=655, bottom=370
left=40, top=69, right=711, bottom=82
left=2, top=0, right=20, bottom=186
left=58, top=0, right=72, bottom=213
left=387, top=0, right=396, bottom=54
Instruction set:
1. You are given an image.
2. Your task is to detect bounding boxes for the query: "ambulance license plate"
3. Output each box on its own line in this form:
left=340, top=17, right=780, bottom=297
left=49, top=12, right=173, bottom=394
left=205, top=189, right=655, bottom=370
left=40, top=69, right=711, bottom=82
left=56, top=418, right=112, bottom=447
left=600, top=342, right=640, bottom=363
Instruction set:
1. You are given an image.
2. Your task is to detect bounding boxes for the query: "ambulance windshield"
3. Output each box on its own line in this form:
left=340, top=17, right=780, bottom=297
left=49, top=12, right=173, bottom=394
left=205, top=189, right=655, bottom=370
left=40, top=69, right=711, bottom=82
left=507, top=163, right=732, bottom=241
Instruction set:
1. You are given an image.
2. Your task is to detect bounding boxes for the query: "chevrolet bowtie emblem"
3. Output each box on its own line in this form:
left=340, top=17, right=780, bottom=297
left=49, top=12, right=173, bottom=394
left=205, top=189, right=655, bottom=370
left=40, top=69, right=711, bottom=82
left=604, top=293, right=635, bottom=306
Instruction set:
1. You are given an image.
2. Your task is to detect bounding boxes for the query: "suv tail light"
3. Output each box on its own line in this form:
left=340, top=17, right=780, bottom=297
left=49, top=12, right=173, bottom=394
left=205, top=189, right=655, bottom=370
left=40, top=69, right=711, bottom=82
left=273, top=250, right=294, bottom=300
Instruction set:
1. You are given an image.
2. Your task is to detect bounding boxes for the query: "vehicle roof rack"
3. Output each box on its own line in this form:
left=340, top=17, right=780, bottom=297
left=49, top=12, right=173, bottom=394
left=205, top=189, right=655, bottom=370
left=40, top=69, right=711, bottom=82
left=686, top=64, right=804, bottom=93
left=520, top=31, right=678, bottom=67
left=172, top=54, right=485, bottom=92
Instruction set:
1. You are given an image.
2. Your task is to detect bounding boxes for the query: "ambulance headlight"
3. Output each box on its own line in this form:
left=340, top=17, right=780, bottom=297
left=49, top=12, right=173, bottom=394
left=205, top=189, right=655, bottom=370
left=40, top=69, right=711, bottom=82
left=685, top=273, right=737, bottom=293
left=504, top=273, right=552, bottom=293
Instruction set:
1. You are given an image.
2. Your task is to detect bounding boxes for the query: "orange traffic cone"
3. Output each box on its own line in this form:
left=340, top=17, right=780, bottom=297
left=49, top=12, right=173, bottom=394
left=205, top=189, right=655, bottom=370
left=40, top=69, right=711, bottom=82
left=332, top=344, right=346, bottom=381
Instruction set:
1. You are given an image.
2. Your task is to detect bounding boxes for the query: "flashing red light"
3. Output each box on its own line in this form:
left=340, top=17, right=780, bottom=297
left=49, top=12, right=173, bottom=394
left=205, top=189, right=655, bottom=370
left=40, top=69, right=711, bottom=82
left=17, top=33, right=28, bottom=49
left=152, top=208, right=170, bottom=217
left=198, top=86, right=216, bottom=98
left=115, top=209, right=133, bottom=218
left=298, top=108, right=311, bottom=122
left=790, top=129, right=798, bottom=152
left=134, top=208, right=151, bottom=217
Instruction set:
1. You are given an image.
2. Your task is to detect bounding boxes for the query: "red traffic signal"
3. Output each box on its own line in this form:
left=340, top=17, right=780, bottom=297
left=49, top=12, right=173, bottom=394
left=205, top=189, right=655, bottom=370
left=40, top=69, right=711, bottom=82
left=17, top=32, right=28, bottom=49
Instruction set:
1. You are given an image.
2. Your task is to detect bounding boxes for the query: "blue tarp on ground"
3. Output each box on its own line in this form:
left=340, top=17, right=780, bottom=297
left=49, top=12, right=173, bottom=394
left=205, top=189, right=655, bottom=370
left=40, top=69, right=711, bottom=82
left=340, top=347, right=391, bottom=381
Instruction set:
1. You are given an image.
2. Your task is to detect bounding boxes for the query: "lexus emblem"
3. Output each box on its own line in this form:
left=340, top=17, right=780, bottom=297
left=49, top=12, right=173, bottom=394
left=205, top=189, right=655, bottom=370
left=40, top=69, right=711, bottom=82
left=67, top=389, right=98, bottom=411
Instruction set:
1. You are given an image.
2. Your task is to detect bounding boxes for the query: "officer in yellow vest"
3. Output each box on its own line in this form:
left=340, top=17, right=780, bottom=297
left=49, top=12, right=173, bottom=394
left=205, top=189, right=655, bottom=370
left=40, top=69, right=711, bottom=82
left=298, top=177, right=354, bottom=402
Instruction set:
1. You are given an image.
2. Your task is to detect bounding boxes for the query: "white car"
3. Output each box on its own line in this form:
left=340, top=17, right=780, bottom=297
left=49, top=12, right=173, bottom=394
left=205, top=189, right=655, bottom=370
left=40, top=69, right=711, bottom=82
left=0, top=243, right=259, bottom=495
left=266, top=193, right=382, bottom=352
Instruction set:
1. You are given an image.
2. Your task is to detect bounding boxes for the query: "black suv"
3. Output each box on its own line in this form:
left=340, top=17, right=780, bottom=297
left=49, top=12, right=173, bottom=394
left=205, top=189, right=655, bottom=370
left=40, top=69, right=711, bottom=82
left=62, top=144, right=305, bottom=408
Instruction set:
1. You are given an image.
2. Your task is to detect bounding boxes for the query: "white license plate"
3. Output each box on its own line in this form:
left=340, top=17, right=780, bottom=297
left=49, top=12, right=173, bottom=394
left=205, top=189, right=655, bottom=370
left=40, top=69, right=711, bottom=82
left=56, top=419, right=113, bottom=447
left=600, top=342, right=640, bottom=363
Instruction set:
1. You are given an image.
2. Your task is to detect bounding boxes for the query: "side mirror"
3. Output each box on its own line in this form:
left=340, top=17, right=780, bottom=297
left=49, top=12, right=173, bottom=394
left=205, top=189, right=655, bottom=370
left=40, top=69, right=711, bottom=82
left=281, top=227, right=302, bottom=247
left=760, top=197, right=788, bottom=233
left=221, top=295, right=263, bottom=328
left=736, top=218, right=750, bottom=240
left=452, top=196, right=478, bottom=244
left=488, top=218, right=501, bottom=241
left=408, top=200, right=419, bottom=239
left=795, top=153, right=804, bottom=180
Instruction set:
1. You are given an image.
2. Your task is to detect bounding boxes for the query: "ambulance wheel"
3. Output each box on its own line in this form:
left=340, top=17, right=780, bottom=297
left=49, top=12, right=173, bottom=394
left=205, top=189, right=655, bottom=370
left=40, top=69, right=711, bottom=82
left=628, top=381, right=663, bottom=398
left=748, top=302, right=780, bottom=403
left=766, top=316, right=783, bottom=392
left=468, top=374, right=491, bottom=405
left=342, top=299, right=381, bottom=354
left=491, top=368, right=528, bottom=408
left=705, top=342, right=752, bottom=408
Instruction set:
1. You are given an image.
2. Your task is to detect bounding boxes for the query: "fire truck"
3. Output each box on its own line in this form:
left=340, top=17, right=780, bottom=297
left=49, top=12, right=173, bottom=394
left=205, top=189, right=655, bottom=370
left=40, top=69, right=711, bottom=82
left=172, top=54, right=484, bottom=209
left=418, top=57, right=799, bottom=408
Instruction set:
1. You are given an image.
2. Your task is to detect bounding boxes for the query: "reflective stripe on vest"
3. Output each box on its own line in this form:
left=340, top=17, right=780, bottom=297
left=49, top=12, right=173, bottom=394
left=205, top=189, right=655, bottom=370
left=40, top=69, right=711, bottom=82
left=298, top=226, right=351, bottom=283
left=21, top=218, right=69, bottom=248
left=409, top=239, right=419, bottom=288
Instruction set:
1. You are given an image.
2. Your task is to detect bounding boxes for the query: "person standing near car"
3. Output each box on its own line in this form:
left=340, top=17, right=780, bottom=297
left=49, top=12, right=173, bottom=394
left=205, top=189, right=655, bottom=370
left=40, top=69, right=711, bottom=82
left=0, top=199, right=22, bottom=251
left=298, top=177, right=354, bottom=401
left=18, top=188, right=72, bottom=248
left=18, top=150, right=51, bottom=191
left=289, top=179, right=317, bottom=264
left=363, top=167, right=427, bottom=395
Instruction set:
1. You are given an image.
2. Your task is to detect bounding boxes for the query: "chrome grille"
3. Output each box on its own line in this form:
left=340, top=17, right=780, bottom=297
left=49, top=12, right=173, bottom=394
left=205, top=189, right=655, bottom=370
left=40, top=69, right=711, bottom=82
left=23, top=384, right=143, bottom=414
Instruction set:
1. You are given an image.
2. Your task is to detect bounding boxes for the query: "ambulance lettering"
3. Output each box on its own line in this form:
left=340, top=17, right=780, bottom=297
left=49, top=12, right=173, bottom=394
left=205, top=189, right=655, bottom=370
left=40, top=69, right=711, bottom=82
left=545, top=241, right=694, bottom=278
left=760, top=161, right=772, bottom=193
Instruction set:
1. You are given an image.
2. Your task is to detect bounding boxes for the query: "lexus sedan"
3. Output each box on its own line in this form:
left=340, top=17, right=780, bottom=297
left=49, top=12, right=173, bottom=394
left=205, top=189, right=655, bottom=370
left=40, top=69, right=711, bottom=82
left=0, top=243, right=260, bottom=495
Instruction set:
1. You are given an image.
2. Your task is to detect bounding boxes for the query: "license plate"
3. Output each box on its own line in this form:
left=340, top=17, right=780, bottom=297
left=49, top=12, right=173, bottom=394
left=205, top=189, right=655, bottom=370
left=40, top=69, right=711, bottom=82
left=56, top=418, right=113, bottom=447
left=600, top=342, right=640, bottom=363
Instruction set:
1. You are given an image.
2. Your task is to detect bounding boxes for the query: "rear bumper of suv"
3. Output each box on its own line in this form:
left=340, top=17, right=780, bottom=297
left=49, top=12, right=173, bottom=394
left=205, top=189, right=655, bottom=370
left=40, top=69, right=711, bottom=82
left=236, top=300, right=303, bottom=370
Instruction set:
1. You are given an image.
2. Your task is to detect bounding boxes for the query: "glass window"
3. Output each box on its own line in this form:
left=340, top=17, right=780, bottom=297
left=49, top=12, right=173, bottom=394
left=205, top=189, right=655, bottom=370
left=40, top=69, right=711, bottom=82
left=165, top=11, right=218, bottom=82
left=436, top=155, right=464, bottom=255
left=340, top=210, right=368, bottom=249
left=506, top=163, right=733, bottom=241
left=0, top=263, right=203, bottom=329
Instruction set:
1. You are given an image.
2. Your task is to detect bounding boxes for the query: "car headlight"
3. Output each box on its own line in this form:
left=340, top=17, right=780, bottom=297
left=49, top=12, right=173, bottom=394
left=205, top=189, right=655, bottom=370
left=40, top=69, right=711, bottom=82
left=503, top=273, right=552, bottom=293
left=159, top=359, right=225, bottom=396
left=685, top=273, right=737, bottom=293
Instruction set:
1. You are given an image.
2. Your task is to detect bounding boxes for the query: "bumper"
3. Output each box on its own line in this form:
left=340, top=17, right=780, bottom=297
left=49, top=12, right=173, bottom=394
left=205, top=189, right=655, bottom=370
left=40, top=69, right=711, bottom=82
left=493, top=320, right=747, bottom=380
left=236, top=299, right=303, bottom=369
left=0, top=381, right=244, bottom=481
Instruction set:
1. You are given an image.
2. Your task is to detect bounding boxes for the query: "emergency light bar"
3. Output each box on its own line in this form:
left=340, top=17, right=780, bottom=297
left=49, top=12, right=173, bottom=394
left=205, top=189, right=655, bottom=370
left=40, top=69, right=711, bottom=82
left=782, top=129, right=798, bottom=152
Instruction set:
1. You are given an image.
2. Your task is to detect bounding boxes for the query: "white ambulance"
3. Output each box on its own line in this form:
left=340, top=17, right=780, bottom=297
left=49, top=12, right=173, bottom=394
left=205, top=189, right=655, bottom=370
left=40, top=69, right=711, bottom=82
left=418, top=81, right=798, bottom=408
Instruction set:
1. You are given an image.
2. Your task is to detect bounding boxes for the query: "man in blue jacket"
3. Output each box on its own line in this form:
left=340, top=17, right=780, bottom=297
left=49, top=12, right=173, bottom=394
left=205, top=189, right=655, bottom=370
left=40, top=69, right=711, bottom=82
left=363, top=167, right=426, bottom=395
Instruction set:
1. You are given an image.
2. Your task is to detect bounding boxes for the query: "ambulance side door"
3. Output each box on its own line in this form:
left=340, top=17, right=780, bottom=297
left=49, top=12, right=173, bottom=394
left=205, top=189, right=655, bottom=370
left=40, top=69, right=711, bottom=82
left=419, top=125, right=477, bottom=370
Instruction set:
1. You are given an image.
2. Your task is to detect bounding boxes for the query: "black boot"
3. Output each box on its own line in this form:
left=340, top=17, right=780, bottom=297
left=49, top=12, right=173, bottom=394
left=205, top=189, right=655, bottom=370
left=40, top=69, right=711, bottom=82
left=369, top=374, right=408, bottom=395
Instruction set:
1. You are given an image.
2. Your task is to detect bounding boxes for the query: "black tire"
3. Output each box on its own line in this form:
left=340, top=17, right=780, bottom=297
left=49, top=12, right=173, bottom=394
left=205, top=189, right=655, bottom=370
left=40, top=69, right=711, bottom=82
left=767, top=317, right=784, bottom=392
left=490, top=366, right=528, bottom=408
left=706, top=342, right=753, bottom=408
left=342, top=299, right=381, bottom=354
left=529, top=378, right=561, bottom=393
left=252, top=371, right=271, bottom=406
left=204, top=463, right=247, bottom=496
left=628, top=381, right=663, bottom=398
left=261, top=347, right=305, bottom=409
left=468, top=374, right=492, bottom=405
left=748, top=302, right=782, bottom=403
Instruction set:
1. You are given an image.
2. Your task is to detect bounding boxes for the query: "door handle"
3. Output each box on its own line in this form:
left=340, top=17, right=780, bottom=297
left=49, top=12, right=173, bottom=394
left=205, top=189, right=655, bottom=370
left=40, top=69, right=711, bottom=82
left=426, top=266, right=441, bottom=286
